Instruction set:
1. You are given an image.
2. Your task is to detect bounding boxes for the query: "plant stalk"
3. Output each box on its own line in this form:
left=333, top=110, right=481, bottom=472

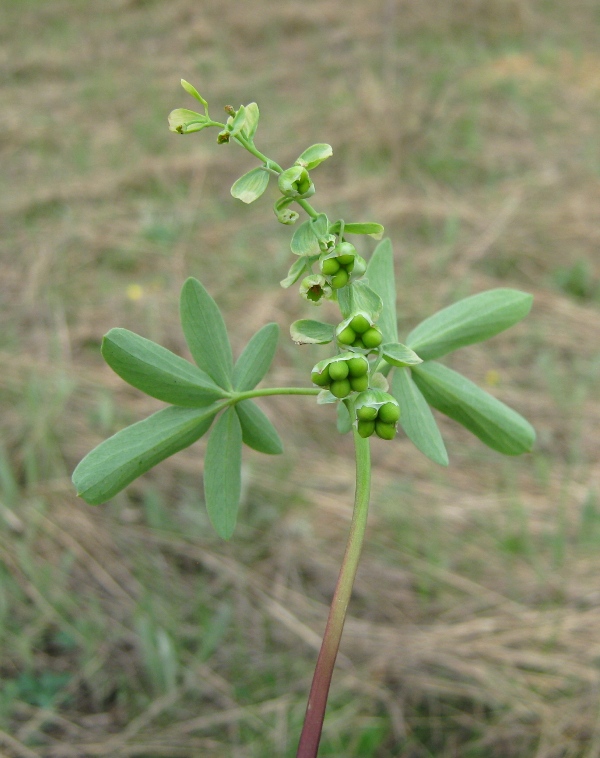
left=296, top=430, right=371, bottom=758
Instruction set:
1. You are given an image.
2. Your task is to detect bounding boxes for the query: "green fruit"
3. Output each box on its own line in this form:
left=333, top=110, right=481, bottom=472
left=311, top=368, right=330, bottom=387
left=378, top=402, right=400, bottom=424
left=350, top=375, right=369, bottom=392
left=337, top=326, right=356, bottom=345
left=356, top=405, right=378, bottom=421
left=357, top=420, right=375, bottom=438
left=328, top=360, right=349, bottom=381
left=362, top=327, right=382, bottom=349
left=375, top=420, right=396, bottom=440
left=335, top=241, right=356, bottom=260
left=344, top=258, right=355, bottom=272
left=330, top=379, right=351, bottom=398
left=350, top=314, right=370, bottom=334
left=331, top=269, right=349, bottom=289
left=337, top=254, right=355, bottom=266
left=321, top=258, right=340, bottom=276
left=352, top=338, right=365, bottom=348
left=347, top=357, right=368, bottom=377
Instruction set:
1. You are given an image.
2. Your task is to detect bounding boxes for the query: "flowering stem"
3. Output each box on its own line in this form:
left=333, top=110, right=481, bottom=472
left=296, top=430, right=371, bottom=758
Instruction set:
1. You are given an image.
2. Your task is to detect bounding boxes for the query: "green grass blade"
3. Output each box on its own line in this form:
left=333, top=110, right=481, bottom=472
left=236, top=400, right=283, bottom=455
left=233, top=323, right=279, bottom=391
left=365, top=239, right=398, bottom=343
left=102, top=328, right=227, bottom=406
left=73, top=404, right=221, bottom=505
left=411, top=362, right=535, bottom=456
left=180, top=277, right=234, bottom=390
left=204, top=408, right=243, bottom=540
left=391, top=368, right=448, bottom=466
left=406, top=288, right=533, bottom=361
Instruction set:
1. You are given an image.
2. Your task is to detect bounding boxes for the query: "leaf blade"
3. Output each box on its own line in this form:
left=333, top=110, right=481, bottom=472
left=337, top=280, right=383, bottom=321
left=230, top=167, right=270, bottom=204
left=365, top=238, right=398, bottom=343
left=295, top=143, right=333, bottom=170
left=180, top=277, right=234, bottom=390
left=381, top=342, right=423, bottom=368
left=204, top=408, right=243, bottom=540
left=406, top=289, right=533, bottom=361
left=290, top=220, right=320, bottom=256
left=290, top=319, right=335, bottom=345
left=236, top=400, right=283, bottom=455
left=233, top=323, right=279, bottom=391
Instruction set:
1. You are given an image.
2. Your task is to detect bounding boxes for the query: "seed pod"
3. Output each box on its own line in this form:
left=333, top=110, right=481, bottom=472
left=337, top=326, right=356, bottom=346
left=378, top=401, right=400, bottom=424
left=350, top=375, right=369, bottom=392
left=328, top=360, right=349, bottom=381
left=330, top=379, right=351, bottom=398
left=335, top=241, right=357, bottom=261
left=350, top=314, right=370, bottom=334
left=320, top=257, right=340, bottom=276
left=311, top=368, right=331, bottom=387
left=375, top=420, right=396, bottom=440
left=331, top=269, right=349, bottom=289
left=354, top=390, right=400, bottom=440
left=357, top=420, right=375, bottom=438
left=347, top=356, right=368, bottom=377
left=362, top=327, right=383, bottom=349
left=356, top=405, right=378, bottom=421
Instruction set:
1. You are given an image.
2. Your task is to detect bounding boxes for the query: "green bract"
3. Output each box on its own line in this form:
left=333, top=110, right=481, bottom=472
left=295, top=143, right=333, bottom=170
left=231, top=167, right=270, bottom=204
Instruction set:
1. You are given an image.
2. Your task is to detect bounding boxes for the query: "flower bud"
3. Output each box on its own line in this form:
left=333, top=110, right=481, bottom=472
left=217, top=130, right=230, bottom=144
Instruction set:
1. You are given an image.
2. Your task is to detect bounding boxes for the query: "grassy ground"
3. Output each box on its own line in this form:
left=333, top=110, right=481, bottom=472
left=1, top=0, right=600, bottom=755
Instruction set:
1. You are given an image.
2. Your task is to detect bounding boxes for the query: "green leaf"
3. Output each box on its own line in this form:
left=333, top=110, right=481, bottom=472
left=329, top=221, right=385, bottom=239
left=180, top=278, right=233, bottom=391
left=236, top=400, right=282, bottom=454
left=204, top=408, right=243, bottom=540
left=290, top=319, right=335, bottom=345
left=243, top=102, right=259, bottom=140
left=230, top=167, right=270, bottom=204
left=411, top=362, right=535, bottom=456
left=73, top=404, right=221, bottom=505
left=337, top=280, right=383, bottom=321
left=406, top=289, right=534, bottom=361
left=365, top=238, right=398, bottom=343
left=295, top=143, right=333, bottom=170
left=233, top=323, right=279, bottom=391
left=391, top=368, right=448, bottom=466
left=102, top=328, right=227, bottom=407
left=180, top=79, right=208, bottom=109
left=280, top=257, right=309, bottom=289
left=290, top=220, right=320, bottom=256
left=311, top=213, right=329, bottom=239
left=229, top=105, right=247, bottom=136
left=381, top=342, right=423, bottom=368
left=168, top=108, right=209, bottom=134
left=337, top=401, right=352, bottom=434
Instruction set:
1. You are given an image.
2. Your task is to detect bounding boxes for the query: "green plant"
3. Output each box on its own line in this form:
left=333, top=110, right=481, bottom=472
left=72, top=80, right=536, bottom=757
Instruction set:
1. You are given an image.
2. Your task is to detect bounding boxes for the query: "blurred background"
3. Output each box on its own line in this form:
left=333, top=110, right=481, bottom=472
left=1, top=0, right=600, bottom=755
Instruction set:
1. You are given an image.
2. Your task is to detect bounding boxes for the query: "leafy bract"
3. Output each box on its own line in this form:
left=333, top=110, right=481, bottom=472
left=204, top=408, right=243, bottom=540
left=329, top=221, right=384, bottom=239
left=311, top=213, right=329, bottom=240
left=290, top=220, right=320, bottom=256
left=73, top=404, right=221, bottom=505
left=168, top=109, right=209, bottom=134
left=102, top=328, right=226, bottom=407
left=391, top=369, right=448, bottom=466
left=411, top=362, right=535, bottom=455
left=236, top=400, right=283, bottom=455
left=406, top=289, right=533, bottom=361
left=229, top=105, right=247, bottom=137
left=243, top=102, right=259, bottom=141
left=280, top=257, right=309, bottom=289
left=290, top=319, right=335, bottom=345
left=180, top=278, right=233, bottom=390
left=365, top=239, right=398, bottom=344
left=337, top=280, right=383, bottom=321
left=233, top=323, right=279, bottom=391
left=337, top=401, right=352, bottom=435
left=180, top=79, right=208, bottom=108
left=231, top=167, right=269, bottom=204
left=381, top=342, right=422, bottom=368
left=295, top=144, right=333, bottom=171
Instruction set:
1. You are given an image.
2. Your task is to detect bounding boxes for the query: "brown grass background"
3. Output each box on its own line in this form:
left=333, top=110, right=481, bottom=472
left=1, top=0, right=600, bottom=756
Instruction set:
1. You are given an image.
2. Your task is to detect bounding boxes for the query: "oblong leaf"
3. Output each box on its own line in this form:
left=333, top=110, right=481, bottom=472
left=180, top=79, right=208, bottom=108
left=329, top=221, right=384, bottom=239
left=231, top=167, right=270, bottom=204
left=180, top=278, right=233, bottom=390
left=311, top=213, right=329, bottom=239
left=290, top=220, right=320, bottom=256
left=365, top=238, right=398, bottom=343
left=102, top=328, right=226, bottom=407
left=233, top=323, right=279, bottom=391
left=295, top=144, right=333, bottom=170
left=391, top=368, right=448, bottom=466
left=229, top=105, right=247, bottom=136
left=204, top=408, right=243, bottom=540
left=406, top=289, right=533, bottom=361
left=236, top=400, right=282, bottom=455
left=337, top=280, right=383, bottom=321
left=243, top=102, right=259, bottom=140
left=168, top=108, right=208, bottom=134
left=381, top=342, right=423, bottom=368
left=280, top=257, right=309, bottom=289
left=411, top=362, right=535, bottom=455
left=73, top=404, right=221, bottom=505
left=290, top=319, right=335, bottom=345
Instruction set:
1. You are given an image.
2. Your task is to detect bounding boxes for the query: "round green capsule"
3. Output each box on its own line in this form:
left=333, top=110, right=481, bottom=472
left=350, top=375, right=369, bottom=392
left=347, top=357, right=368, bottom=377
left=311, top=368, right=330, bottom=387
left=350, top=314, right=370, bottom=334
left=378, top=402, right=400, bottom=424
left=375, top=420, right=397, bottom=440
left=331, top=269, right=349, bottom=289
left=352, top=338, right=365, bottom=348
left=321, top=257, right=340, bottom=276
left=337, top=326, right=356, bottom=346
left=357, top=420, right=375, bottom=438
left=356, top=405, right=378, bottom=422
left=328, top=360, right=349, bottom=381
left=335, top=241, right=356, bottom=259
left=362, top=327, right=382, bottom=349
left=330, top=379, right=351, bottom=398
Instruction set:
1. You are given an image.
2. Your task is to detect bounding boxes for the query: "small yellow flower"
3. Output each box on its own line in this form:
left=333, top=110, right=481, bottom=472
left=126, top=284, right=144, bottom=302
